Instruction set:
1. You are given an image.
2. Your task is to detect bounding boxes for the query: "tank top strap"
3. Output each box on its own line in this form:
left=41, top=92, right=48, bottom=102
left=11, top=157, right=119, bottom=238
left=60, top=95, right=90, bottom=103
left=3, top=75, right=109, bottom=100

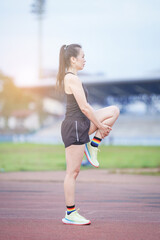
left=65, top=72, right=76, bottom=75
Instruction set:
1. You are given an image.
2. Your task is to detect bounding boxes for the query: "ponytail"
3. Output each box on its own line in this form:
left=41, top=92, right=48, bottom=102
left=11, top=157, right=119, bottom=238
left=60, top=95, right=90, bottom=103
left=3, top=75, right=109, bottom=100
left=56, top=43, right=82, bottom=91
left=56, top=45, right=66, bottom=91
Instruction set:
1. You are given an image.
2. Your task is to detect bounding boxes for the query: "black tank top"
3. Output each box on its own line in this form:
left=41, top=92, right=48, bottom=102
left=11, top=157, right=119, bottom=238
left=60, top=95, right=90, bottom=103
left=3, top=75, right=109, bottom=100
left=64, top=72, right=89, bottom=119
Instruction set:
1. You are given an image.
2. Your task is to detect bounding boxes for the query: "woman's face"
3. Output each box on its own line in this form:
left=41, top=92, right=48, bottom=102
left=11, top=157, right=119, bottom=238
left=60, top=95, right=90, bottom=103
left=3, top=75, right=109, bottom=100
left=72, top=48, right=86, bottom=70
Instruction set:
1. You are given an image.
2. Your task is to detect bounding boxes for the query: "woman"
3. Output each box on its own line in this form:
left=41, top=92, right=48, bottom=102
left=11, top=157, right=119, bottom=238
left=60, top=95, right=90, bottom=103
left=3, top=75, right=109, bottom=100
left=56, top=44, right=119, bottom=225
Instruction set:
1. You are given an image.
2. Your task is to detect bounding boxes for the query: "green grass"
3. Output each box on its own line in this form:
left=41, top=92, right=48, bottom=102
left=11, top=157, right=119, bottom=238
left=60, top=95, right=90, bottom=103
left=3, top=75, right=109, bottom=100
left=99, top=145, right=160, bottom=169
left=0, top=143, right=160, bottom=172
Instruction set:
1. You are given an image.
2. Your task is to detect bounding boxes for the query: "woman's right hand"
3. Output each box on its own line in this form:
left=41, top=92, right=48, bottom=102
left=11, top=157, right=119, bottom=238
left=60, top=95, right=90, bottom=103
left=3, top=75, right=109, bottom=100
left=98, top=123, right=112, bottom=139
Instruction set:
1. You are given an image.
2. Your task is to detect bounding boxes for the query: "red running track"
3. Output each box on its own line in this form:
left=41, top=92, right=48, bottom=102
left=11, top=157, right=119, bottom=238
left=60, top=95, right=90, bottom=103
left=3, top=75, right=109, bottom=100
left=0, top=174, right=160, bottom=240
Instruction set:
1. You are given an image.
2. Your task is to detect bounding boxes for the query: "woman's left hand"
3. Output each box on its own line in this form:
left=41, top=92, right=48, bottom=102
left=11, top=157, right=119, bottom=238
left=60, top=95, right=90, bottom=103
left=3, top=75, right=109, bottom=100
left=103, top=123, right=112, bottom=137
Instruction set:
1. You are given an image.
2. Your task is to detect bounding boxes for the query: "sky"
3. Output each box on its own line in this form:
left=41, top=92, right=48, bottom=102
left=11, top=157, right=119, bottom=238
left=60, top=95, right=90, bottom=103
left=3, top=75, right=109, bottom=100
left=0, top=0, right=160, bottom=86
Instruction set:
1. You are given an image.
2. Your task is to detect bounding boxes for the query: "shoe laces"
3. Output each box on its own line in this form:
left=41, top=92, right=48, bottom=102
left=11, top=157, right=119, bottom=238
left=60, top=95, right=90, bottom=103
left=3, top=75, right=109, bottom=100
left=75, top=208, right=86, bottom=219
left=75, top=208, right=81, bottom=216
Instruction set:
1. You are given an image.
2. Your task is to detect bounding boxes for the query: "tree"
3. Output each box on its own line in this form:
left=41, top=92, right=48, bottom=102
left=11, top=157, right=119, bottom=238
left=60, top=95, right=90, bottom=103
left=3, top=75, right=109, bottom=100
left=0, top=72, right=34, bottom=130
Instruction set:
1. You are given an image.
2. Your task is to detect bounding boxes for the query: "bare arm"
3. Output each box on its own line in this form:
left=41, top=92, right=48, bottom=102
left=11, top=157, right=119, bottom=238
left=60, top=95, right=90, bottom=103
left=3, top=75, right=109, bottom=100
left=67, top=76, right=111, bottom=137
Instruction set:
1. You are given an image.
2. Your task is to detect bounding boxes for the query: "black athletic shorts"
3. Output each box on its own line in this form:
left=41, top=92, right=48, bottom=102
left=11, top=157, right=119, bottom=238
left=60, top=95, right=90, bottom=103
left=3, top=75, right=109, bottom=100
left=61, top=117, right=90, bottom=148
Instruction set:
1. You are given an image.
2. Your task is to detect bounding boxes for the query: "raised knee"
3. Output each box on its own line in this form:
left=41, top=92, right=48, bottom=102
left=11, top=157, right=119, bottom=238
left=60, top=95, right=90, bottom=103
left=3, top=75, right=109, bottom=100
left=112, top=105, right=120, bottom=118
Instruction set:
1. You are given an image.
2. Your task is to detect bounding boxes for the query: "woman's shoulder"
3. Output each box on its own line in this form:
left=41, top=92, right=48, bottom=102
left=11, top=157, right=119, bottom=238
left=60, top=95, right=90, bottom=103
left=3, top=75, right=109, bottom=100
left=64, top=74, right=81, bottom=94
left=64, top=74, right=81, bottom=87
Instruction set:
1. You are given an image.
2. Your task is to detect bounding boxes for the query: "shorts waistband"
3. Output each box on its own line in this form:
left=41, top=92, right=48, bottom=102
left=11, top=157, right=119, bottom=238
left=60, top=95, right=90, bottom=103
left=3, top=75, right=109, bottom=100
left=64, top=116, right=89, bottom=120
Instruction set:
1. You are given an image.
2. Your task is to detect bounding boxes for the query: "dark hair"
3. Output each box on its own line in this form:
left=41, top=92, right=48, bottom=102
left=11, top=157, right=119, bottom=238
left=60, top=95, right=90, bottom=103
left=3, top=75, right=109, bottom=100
left=56, top=44, right=82, bottom=91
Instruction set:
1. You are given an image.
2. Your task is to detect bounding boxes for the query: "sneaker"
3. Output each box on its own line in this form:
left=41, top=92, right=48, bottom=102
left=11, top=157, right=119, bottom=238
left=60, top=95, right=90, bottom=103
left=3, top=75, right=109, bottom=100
left=62, top=209, right=91, bottom=225
left=84, top=143, right=100, bottom=168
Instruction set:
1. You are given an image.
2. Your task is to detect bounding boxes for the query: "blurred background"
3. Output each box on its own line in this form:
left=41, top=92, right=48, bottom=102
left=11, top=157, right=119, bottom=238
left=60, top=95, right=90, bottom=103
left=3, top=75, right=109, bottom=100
left=0, top=0, right=160, bottom=147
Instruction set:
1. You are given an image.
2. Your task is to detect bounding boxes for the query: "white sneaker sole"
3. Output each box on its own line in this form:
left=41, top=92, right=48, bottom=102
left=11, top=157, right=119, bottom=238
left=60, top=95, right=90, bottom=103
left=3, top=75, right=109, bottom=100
left=84, top=144, right=99, bottom=168
left=62, top=218, right=91, bottom=225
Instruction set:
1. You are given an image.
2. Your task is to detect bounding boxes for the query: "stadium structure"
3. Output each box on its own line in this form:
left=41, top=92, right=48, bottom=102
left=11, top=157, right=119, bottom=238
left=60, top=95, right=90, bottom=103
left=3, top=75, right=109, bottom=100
left=19, top=72, right=160, bottom=145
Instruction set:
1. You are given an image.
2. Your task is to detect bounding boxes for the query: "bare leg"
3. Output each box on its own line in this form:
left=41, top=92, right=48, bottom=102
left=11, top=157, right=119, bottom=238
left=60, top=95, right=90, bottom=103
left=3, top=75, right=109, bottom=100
left=89, top=105, right=120, bottom=138
left=64, top=144, right=85, bottom=206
